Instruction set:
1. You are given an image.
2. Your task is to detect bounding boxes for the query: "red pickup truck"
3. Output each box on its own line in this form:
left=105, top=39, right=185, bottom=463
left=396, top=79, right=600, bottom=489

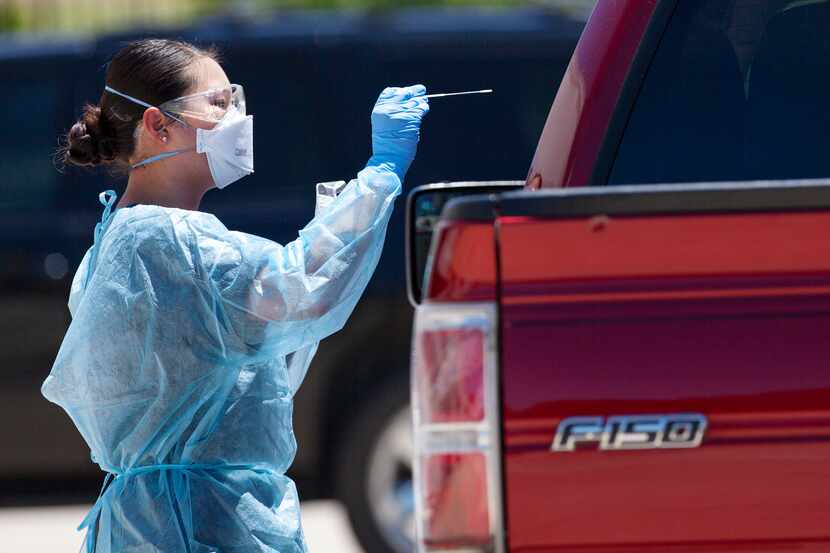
left=406, top=1, right=830, bottom=552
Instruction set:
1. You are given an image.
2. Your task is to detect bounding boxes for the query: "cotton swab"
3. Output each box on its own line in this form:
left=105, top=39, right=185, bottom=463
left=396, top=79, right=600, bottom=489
left=425, top=89, right=494, bottom=99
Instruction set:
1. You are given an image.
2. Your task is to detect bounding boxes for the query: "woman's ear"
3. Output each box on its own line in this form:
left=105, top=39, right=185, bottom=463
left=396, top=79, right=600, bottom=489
left=142, top=107, right=169, bottom=145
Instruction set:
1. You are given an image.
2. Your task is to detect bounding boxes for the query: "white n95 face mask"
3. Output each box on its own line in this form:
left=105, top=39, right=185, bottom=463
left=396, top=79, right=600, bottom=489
left=196, top=107, right=254, bottom=189
left=104, top=85, right=255, bottom=189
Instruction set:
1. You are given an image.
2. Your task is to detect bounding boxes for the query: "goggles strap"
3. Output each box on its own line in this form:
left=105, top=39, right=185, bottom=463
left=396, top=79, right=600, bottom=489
left=104, top=86, right=153, bottom=110
left=104, top=85, right=189, bottom=126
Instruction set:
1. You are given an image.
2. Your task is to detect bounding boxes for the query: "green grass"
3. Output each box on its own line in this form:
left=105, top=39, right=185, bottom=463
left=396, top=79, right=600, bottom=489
left=0, top=0, right=220, bottom=34
left=0, top=0, right=593, bottom=34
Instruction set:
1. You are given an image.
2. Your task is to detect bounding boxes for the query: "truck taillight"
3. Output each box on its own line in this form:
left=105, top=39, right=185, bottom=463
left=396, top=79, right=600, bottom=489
left=415, top=327, right=485, bottom=423
left=412, top=303, right=504, bottom=553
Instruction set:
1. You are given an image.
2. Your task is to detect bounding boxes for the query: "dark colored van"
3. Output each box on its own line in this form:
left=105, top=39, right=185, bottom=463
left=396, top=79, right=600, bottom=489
left=0, top=8, right=581, bottom=553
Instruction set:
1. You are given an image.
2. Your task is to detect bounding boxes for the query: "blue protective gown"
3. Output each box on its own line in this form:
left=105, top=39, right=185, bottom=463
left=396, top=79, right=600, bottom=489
left=42, top=165, right=401, bottom=552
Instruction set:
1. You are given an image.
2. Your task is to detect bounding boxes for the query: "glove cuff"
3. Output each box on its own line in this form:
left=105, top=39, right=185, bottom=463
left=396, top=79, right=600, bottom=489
left=367, top=155, right=409, bottom=183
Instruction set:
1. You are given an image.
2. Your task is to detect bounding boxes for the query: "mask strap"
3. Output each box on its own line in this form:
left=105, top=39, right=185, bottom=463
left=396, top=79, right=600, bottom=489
left=131, top=149, right=190, bottom=170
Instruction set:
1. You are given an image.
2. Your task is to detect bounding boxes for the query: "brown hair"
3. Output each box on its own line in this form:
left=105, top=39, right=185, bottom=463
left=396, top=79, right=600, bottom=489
left=63, top=38, right=218, bottom=169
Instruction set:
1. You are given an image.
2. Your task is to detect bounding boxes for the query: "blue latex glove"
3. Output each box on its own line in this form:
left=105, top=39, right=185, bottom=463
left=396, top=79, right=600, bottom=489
left=368, top=84, right=430, bottom=183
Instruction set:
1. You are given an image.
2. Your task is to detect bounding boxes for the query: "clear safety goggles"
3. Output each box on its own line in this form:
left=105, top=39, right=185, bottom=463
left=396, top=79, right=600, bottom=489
left=159, top=83, right=246, bottom=124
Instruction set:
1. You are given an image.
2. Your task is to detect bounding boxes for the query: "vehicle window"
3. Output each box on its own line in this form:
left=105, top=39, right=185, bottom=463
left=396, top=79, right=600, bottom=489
left=608, top=0, right=830, bottom=185
left=0, top=81, right=60, bottom=210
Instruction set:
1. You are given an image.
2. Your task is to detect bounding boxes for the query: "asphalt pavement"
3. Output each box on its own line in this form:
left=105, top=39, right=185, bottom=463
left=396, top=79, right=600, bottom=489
left=0, top=500, right=365, bottom=553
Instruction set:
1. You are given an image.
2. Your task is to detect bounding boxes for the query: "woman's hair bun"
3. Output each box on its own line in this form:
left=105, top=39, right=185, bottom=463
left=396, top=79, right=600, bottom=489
left=65, top=104, right=118, bottom=167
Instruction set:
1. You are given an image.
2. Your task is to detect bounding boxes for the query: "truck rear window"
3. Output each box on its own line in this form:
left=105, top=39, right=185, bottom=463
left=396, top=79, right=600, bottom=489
left=608, top=0, right=830, bottom=185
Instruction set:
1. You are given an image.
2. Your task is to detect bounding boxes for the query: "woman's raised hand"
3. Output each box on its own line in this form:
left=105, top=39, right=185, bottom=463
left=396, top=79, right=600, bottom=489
left=369, top=84, right=430, bottom=182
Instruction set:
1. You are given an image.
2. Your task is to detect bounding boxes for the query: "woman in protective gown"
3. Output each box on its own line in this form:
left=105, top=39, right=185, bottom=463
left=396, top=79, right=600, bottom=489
left=41, top=38, right=429, bottom=552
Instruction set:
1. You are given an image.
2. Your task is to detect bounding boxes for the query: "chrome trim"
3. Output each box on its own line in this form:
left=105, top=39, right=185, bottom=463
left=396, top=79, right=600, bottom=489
left=552, top=414, right=707, bottom=452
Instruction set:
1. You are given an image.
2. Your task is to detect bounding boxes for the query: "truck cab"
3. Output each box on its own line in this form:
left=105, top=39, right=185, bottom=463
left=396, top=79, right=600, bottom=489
left=407, top=1, right=830, bottom=551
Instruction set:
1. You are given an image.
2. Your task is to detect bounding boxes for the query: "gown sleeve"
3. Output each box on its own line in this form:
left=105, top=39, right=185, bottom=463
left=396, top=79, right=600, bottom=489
left=192, top=164, right=402, bottom=359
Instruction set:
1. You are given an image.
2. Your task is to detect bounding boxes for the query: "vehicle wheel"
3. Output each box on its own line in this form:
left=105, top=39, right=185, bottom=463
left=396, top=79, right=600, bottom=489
left=337, top=376, right=414, bottom=553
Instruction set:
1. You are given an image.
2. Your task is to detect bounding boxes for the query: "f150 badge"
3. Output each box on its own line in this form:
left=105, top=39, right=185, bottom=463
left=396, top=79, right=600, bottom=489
left=552, top=414, right=707, bottom=452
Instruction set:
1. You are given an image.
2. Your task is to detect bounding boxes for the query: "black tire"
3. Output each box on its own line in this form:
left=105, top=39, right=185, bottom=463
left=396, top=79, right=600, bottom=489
left=336, top=374, right=414, bottom=553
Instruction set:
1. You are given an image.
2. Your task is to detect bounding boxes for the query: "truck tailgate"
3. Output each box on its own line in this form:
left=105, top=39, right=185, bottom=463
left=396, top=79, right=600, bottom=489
left=495, top=182, right=830, bottom=551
